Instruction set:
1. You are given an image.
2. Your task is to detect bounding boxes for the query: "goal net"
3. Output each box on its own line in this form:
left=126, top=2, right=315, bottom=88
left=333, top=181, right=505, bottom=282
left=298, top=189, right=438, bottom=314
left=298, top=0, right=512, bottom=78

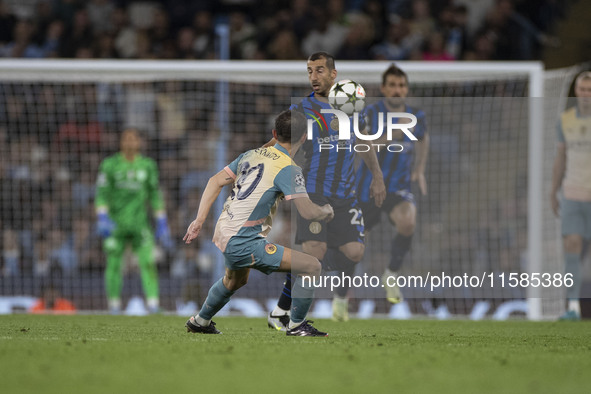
left=0, top=60, right=580, bottom=319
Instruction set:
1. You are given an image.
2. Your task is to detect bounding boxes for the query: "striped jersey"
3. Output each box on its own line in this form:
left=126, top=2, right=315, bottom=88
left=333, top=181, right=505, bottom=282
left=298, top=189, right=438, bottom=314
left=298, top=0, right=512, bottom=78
left=558, top=107, right=591, bottom=201
left=291, top=93, right=358, bottom=199
left=356, top=101, right=427, bottom=203
left=212, top=144, right=308, bottom=252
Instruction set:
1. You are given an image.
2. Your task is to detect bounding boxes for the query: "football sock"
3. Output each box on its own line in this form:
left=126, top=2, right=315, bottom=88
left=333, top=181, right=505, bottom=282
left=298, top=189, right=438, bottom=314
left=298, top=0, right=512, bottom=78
left=198, top=277, right=235, bottom=321
left=288, top=320, right=302, bottom=329
left=290, top=275, right=315, bottom=324
left=389, top=233, right=413, bottom=272
left=146, top=298, right=159, bottom=310
left=272, top=305, right=289, bottom=316
left=568, top=299, right=581, bottom=315
left=108, top=298, right=121, bottom=312
left=324, top=248, right=356, bottom=298
left=195, top=315, right=210, bottom=327
left=564, top=253, right=581, bottom=301
left=276, top=273, right=292, bottom=311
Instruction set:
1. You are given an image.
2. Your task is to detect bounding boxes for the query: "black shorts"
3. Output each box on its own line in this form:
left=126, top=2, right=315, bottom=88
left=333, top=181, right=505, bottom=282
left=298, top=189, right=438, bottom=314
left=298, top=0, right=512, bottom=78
left=359, top=190, right=415, bottom=231
left=295, top=194, right=365, bottom=248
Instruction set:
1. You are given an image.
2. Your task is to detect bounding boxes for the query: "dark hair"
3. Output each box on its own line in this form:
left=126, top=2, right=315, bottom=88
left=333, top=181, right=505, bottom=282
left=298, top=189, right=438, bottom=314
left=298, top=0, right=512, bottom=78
left=382, top=64, right=408, bottom=86
left=274, top=110, right=307, bottom=143
left=308, top=52, right=336, bottom=70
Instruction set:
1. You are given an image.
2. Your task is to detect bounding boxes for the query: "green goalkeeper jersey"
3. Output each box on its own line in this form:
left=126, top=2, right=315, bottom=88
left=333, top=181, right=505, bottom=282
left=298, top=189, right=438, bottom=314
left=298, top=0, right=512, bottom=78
left=95, top=153, right=165, bottom=232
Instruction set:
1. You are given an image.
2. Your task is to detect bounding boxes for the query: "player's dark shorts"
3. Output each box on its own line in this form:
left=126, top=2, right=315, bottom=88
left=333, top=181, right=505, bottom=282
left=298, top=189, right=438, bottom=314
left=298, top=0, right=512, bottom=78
left=295, top=194, right=365, bottom=247
left=359, top=190, right=415, bottom=231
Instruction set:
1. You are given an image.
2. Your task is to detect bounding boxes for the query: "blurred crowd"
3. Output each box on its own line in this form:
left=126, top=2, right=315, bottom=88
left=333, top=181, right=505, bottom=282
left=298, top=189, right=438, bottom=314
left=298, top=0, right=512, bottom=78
left=0, top=0, right=558, bottom=308
left=0, top=79, right=530, bottom=288
left=0, top=0, right=564, bottom=62
left=0, top=78, right=293, bottom=287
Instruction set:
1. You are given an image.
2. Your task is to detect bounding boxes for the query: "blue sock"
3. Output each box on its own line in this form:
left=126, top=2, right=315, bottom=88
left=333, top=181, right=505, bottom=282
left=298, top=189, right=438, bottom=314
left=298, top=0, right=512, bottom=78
left=290, top=275, right=315, bottom=324
left=564, top=253, right=581, bottom=300
left=276, top=273, right=292, bottom=311
left=389, top=234, right=413, bottom=272
left=198, top=277, right=235, bottom=320
left=325, top=248, right=356, bottom=298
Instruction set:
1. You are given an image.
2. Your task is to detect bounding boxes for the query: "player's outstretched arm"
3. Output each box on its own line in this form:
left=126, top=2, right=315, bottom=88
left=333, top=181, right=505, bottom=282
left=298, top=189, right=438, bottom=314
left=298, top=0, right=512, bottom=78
left=411, top=133, right=429, bottom=196
left=293, top=198, right=334, bottom=222
left=550, top=143, right=566, bottom=217
left=183, top=169, right=234, bottom=244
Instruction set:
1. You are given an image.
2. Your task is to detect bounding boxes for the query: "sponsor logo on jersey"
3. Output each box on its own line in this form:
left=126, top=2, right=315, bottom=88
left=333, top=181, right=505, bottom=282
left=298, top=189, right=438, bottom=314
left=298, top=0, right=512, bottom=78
left=309, top=222, right=322, bottom=234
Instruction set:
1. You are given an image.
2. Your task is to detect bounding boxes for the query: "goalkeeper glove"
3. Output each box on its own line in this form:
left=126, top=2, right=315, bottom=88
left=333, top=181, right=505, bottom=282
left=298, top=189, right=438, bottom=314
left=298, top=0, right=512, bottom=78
left=97, top=212, right=115, bottom=238
left=155, top=216, right=173, bottom=249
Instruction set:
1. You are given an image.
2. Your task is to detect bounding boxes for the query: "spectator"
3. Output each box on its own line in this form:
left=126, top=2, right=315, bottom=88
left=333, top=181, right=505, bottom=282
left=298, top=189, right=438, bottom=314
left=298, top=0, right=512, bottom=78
left=32, top=234, right=52, bottom=277
left=0, top=0, right=562, bottom=62
left=463, top=29, right=496, bottom=61
left=370, top=18, right=421, bottom=60
left=2, top=228, right=21, bottom=276
left=191, top=10, right=215, bottom=59
left=361, top=0, right=387, bottom=46
left=229, top=11, right=258, bottom=59
left=422, top=31, right=454, bottom=61
left=176, top=27, right=196, bottom=59
left=147, top=6, right=172, bottom=57
left=0, top=0, right=17, bottom=45
left=71, top=215, right=96, bottom=272
left=48, top=228, right=76, bottom=275
left=409, top=0, right=436, bottom=46
left=0, top=19, right=47, bottom=58
left=337, top=13, right=373, bottom=60
left=123, top=82, right=157, bottom=137
left=86, top=0, right=115, bottom=34
left=113, top=7, right=139, bottom=58
left=291, top=0, right=316, bottom=42
left=484, top=0, right=559, bottom=60
left=94, top=32, right=119, bottom=58
left=301, top=7, right=349, bottom=56
left=266, top=29, right=302, bottom=60
left=60, top=8, right=93, bottom=58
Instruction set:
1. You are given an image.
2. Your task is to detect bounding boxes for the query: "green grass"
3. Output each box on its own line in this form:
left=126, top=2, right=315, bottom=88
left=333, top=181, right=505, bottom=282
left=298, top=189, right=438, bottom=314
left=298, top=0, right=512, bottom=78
left=1, top=315, right=589, bottom=394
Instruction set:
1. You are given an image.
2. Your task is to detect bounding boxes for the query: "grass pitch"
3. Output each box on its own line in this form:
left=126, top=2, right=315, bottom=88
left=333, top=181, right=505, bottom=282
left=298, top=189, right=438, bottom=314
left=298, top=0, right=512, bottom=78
left=1, top=315, right=589, bottom=394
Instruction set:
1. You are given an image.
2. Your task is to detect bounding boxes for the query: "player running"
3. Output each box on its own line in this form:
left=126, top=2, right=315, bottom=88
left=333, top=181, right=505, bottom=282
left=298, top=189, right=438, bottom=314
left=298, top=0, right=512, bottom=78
left=356, top=64, right=429, bottom=304
left=95, top=128, right=173, bottom=314
left=268, top=52, right=386, bottom=327
left=184, top=110, right=334, bottom=336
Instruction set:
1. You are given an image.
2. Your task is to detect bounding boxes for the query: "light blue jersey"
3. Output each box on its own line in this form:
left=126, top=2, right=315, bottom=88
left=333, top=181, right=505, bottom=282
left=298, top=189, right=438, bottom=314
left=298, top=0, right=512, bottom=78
left=212, top=144, right=308, bottom=274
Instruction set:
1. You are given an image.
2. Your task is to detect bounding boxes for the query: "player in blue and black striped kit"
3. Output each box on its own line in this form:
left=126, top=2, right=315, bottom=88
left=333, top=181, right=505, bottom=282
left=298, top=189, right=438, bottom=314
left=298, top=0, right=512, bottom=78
left=267, top=52, right=386, bottom=327
left=357, top=64, right=429, bottom=304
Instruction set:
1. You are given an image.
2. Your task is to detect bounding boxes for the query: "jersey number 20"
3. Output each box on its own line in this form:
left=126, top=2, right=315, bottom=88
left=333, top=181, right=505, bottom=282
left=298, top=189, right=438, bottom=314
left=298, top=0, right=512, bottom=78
left=235, top=162, right=265, bottom=200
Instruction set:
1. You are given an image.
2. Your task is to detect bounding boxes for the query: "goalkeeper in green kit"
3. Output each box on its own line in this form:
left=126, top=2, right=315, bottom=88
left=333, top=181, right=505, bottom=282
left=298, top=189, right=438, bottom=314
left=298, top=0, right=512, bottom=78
left=95, top=128, right=172, bottom=314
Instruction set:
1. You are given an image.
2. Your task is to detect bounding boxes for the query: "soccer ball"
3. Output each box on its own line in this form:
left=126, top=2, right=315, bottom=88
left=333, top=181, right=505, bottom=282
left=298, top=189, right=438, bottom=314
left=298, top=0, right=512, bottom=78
left=328, top=79, right=366, bottom=116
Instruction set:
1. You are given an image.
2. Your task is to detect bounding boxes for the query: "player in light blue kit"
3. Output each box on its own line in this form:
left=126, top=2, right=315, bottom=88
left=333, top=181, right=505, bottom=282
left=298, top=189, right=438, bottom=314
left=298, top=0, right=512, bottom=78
left=183, top=110, right=334, bottom=336
left=551, top=71, right=591, bottom=321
